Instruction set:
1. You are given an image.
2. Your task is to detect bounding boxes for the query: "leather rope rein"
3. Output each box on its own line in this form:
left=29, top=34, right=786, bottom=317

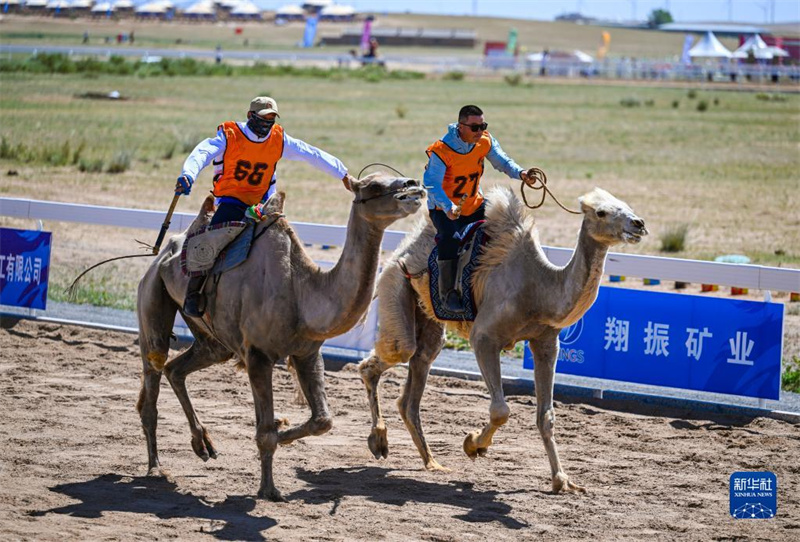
left=520, top=167, right=582, bottom=215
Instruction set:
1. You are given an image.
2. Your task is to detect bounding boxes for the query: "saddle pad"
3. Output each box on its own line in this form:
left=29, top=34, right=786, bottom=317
left=180, top=220, right=249, bottom=277
left=427, top=223, right=488, bottom=322
left=211, top=220, right=257, bottom=275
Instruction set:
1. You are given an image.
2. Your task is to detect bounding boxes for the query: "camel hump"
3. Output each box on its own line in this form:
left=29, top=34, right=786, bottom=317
left=201, top=195, right=216, bottom=215
left=263, top=191, right=286, bottom=214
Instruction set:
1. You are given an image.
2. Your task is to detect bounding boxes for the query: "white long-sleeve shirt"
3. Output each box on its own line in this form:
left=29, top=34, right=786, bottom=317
left=181, top=121, right=348, bottom=202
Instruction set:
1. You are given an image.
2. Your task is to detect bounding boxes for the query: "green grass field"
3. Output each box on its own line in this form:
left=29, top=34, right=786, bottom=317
left=1, top=15, right=799, bottom=367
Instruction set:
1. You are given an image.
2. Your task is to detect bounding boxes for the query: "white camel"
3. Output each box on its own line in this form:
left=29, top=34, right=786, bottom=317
left=359, top=186, right=647, bottom=493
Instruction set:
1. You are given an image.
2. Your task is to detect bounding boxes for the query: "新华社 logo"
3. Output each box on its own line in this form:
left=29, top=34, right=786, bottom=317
left=730, top=472, right=777, bottom=519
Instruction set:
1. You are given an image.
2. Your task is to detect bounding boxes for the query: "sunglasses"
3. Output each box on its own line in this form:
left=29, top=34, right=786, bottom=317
left=459, top=122, right=488, bottom=132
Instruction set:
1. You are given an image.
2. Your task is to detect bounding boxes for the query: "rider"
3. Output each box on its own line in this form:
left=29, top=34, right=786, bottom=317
left=424, top=104, right=532, bottom=314
left=174, top=96, right=357, bottom=317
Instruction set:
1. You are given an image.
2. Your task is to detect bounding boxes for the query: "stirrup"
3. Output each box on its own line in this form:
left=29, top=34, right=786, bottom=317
left=444, top=290, right=465, bottom=314
left=183, top=292, right=205, bottom=318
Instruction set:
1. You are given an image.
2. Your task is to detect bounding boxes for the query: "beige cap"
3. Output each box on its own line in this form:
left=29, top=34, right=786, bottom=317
left=249, top=96, right=280, bottom=117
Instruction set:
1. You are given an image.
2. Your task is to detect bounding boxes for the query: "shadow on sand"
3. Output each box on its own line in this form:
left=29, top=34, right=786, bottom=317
left=290, top=465, right=530, bottom=529
left=29, top=474, right=276, bottom=541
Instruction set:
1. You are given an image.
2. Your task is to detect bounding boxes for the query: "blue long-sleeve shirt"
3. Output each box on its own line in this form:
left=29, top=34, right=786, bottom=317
left=181, top=121, right=348, bottom=204
left=423, top=123, right=525, bottom=211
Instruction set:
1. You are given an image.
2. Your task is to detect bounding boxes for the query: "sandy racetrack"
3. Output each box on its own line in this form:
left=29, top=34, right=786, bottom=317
left=1, top=319, right=798, bottom=541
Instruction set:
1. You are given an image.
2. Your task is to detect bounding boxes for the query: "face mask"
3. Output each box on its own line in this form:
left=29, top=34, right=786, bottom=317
left=247, top=114, right=275, bottom=138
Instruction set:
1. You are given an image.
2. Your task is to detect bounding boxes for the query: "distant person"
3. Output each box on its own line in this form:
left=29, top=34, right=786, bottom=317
left=215, top=44, right=223, bottom=64
left=129, top=31, right=134, bottom=44
left=116, top=33, right=123, bottom=45
left=174, top=96, right=357, bottom=317
left=365, top=38, right=379, bottom=59
left=423, top=104, right=533, bottom=313
left=83, top=31, right=89, bottom=44
left=540, top=48, right=549, bottom=76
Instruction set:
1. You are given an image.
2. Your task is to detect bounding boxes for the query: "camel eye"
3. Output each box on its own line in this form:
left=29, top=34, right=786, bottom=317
left=596, top=209, right=607, bottom=218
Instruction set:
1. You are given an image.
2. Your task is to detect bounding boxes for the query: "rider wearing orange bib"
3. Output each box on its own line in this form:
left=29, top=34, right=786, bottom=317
left=174, top=96, right=356, bottom=317
left=424, top=104, right=532, bottom=314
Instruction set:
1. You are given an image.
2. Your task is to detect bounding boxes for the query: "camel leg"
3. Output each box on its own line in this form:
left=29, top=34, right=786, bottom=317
left=358, top=353, right=394, bottom=459
left=531, top=334, right=586, bottom=494
left=278, top=349, right=333, bottom=446
left=396, top=314, right=447, bottom=471
left=245, top=346, right=284, bottom=501
left=358, top=264, right=418, bottom=460
left=463, top=329, right=510, bottom=459
left=137, top=361, right=164, bottom=476
left=163, top=336, right=232, bottom=462
left=136, top=263, right=179, bottom=476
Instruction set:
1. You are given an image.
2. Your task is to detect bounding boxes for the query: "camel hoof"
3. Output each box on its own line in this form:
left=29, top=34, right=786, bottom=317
left=192, top=429, right=218, bottom=461
left=147, top=466, right=167, bottom=477
left=258, top=487, right=286, bottom=502
left=463, top=430, right=482, bottom=459
left=368, top=427, right=389, bottom=460
left=552, top=473, right=587, bottom=494
left=424, top=459, right=451, bottom=472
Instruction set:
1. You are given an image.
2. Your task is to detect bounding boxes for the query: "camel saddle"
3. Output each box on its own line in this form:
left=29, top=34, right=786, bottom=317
left=180, top=220, right=254, bottom=278
left=427, top=220, right=488, bottom=322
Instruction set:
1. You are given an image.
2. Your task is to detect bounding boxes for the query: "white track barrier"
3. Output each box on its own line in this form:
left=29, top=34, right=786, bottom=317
left=2, top=197, right=798, bottom=292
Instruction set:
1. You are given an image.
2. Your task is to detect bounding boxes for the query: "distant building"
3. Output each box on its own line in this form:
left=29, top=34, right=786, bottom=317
left=555, top=12, right=597, bottom=24
left=658, top=23, right=769, bottom=38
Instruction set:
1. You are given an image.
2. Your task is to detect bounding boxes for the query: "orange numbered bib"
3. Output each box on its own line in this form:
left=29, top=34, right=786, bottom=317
left=213, top=121, right=284, bottom=206
left=426, top=132, right=492, bottom=216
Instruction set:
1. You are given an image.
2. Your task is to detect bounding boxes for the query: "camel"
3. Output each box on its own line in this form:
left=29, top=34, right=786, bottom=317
left=358, top=186, right=647, bottom=493
left=136, top=173, right=425, bottom=501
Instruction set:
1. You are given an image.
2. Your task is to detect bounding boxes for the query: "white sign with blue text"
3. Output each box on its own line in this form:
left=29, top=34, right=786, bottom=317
left=524, top=286, right=783, bottom=400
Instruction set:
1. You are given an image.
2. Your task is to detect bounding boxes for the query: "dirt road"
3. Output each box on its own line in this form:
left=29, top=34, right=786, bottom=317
left=1, top=319, right=798, bottom=541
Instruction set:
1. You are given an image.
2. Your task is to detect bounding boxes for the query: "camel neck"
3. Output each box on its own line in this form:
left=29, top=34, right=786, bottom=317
left=304, top=207, right=384, bottom=338
left=555, top=221, right=609, bottom=327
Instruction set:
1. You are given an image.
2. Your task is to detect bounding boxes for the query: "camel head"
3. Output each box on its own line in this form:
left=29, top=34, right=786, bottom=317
left=578, top=188, right=648, bottom=246
left=351, top=173, right=426, bottom=226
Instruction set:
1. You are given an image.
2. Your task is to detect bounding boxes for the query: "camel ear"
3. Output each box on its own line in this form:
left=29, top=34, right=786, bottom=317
left=263, top=191, right=286, bottom=214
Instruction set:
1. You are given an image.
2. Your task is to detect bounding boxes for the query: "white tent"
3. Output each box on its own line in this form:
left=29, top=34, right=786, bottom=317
left=90, top=1, right=113, bottom=11
left=135, top=0, right=169, bottom=14
left=113, top=0, right=133, bottom=8
left=689, top=31, right=732, bottom=58
left=71, top=0, right=94, bottom=8
left=320, top=4, right=354, bottom=20
left=229, top=0, right=260, bottom=18
left=183, top=0, right=215, bottom=18
left=734, top=34, right=789, bottom=59
left=25, top=0, right=48, bottom=6
left=275, top=3, right=304, bottom=19
left=46, top=0, right=72, bottom=8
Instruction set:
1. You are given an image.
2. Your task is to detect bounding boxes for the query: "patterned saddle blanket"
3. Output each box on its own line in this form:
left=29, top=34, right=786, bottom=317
left=427, top=221, right=488, bottom=322
left=180, top=220, right=255, bottom=278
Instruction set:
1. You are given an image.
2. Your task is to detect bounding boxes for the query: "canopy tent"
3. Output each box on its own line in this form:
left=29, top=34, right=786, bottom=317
left=275, top=3, right=304, bottom=20
left=688, top=31, right=732, bottom=58
left=182, top=0, right=215, bottom=18
left=734, top=34, right=789, bottom=60
left=24, top=0, right=48, bottom=7
left=113, top=0, right=133, bottom=10
left=229, top=0, right=261, bottom=18
left=135, top=0, right=170, bottom=15
left=70, top=0, right=94, bottom=9
left=319, top=4, right=355, bottom=21
left=90, top=1, right=114, bottom=12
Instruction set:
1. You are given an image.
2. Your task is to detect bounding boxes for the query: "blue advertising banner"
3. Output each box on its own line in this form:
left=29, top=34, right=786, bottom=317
left=524, top=286, right=783, bottom=400
left=0, top=227, right=52, bottom=310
